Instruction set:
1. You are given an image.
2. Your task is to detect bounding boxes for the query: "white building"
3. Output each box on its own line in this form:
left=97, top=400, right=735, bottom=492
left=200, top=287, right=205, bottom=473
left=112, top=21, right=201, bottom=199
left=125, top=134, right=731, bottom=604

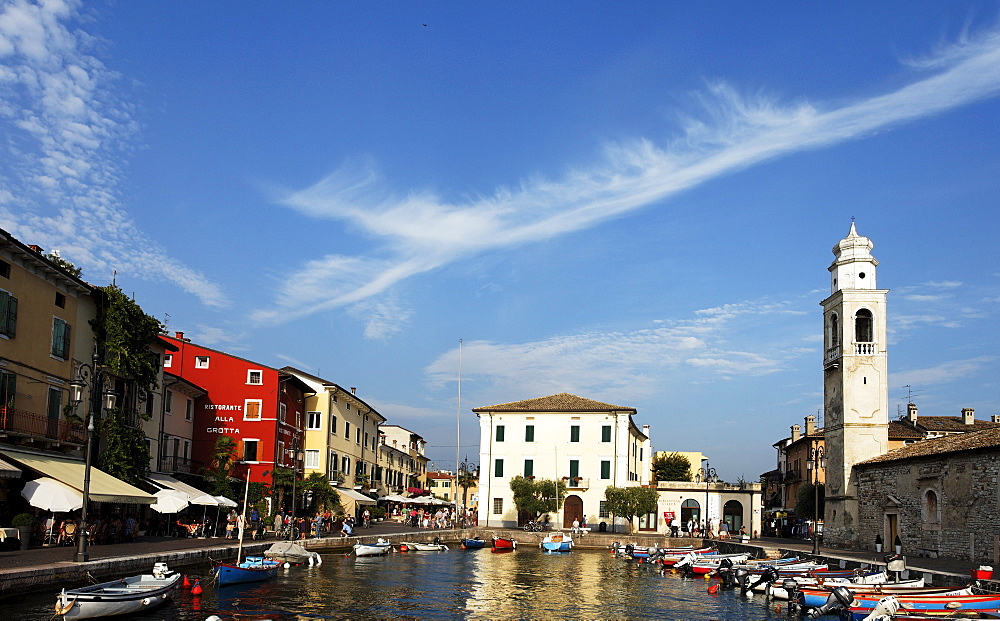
left=473, top=393, right=651, bottom=530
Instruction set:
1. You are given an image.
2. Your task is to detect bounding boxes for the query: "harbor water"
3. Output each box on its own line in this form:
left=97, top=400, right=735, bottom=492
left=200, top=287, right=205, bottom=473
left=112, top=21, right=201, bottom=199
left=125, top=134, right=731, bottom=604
left=6, top=547, right=839, bottom=620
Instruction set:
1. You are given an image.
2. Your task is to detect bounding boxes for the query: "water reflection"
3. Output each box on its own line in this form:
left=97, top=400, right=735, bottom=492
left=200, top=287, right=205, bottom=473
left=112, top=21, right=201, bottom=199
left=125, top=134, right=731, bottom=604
left=4, top=547, right=827, bottom=619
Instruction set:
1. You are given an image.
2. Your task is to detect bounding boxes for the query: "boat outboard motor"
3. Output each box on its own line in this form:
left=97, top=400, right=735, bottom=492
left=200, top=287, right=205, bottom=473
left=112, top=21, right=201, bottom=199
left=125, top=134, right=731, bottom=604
left=610, top=541, right=621, bottom=554
left=860, top=596, right=899, bottom=621
left=782, top=579, right=802, bottom=614
left=806, top=586, right=854, bottom=619
left=743, top=565, right=780, bottom=596
left=624, top=543, right=635, bottom=557
left=733, top=567, right=750, bottom=593
left=433, top=536, right=441, bottom=545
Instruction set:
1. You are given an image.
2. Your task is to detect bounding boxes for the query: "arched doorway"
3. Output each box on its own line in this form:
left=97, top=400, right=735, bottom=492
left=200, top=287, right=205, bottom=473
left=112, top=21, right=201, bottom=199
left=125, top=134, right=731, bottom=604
left=723, top=500, right=744, bottom=533
left=563, top=495, right=583, bottom=528
left=681, top=498, right=701, bottom=532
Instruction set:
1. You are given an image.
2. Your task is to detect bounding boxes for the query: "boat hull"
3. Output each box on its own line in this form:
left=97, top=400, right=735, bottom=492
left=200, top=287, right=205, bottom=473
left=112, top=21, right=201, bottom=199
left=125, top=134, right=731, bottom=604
left=212, top=558, right=281, bottom=586
left=491, top=536, right=517, bottom=551
left=354, top=543, right=391, bottom=556
left=56, top=572, right=181, bottom=619
left=461, top=538, right=486, bottom=549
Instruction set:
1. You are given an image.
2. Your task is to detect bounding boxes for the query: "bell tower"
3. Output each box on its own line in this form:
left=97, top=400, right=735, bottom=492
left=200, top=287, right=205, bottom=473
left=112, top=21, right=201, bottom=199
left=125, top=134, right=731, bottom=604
left=820, top=222, right=889, bottom=547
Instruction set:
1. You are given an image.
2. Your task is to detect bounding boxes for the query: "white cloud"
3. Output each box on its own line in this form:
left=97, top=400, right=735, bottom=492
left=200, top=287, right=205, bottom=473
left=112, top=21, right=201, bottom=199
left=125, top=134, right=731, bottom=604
left=266, top=24, right=1000, bottom=335
left=0, top=0, right=227, bottom=308
left=890, top=356, right=997, bottom=387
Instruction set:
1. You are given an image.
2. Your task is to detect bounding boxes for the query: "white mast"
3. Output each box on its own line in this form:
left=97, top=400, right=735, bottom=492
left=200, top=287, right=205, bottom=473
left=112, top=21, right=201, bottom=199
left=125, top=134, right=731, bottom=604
left=455, top=338, right=462, bottom=509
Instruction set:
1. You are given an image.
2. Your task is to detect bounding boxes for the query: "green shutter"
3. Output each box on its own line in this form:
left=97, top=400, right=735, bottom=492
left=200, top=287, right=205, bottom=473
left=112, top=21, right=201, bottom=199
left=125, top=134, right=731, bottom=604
left=524, top=459, right=533, bottom=477
left=569, top=460, right=579, bottom=478
left=601, top=460, right=611, bottom=479
left=525, top=425, right=534, bottom=442
left=494, top=458, right=503, bottom=478
left=570, top=425, right=580, bottom=442
left=602, top=425, right=611, bottom=442
left=496, top=425, right=505, bottom=442
left=0, top=371, right=15, bottom=409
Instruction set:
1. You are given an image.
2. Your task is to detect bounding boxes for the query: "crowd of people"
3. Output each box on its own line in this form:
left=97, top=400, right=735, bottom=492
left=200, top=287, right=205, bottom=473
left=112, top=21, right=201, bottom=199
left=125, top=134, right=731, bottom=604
left=395, top=506, right=475, bottom=529
left=667, top=516, right=749, bottom=540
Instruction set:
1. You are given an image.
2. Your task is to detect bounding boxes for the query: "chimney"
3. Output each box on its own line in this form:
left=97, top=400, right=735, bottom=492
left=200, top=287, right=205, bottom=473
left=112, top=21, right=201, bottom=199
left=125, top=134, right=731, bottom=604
left=992, top=415, right=1000, bottom=423
left=28, top=244, right=43, bottom=253
left=791, top=424, right=801, bottom=443
left=350, top=387, right=356, bottom=395
left=175, top=331, right=184, bottom=340
left=907, top=402, right=918, bottom=424
left=804, top=415, right=816, bottom=437
left=962, top=408, right=975, bottom=426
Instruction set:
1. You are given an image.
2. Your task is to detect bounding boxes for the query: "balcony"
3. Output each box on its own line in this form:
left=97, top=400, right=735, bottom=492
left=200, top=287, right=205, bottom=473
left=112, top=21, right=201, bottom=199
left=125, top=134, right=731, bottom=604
left=824, top=346, right=841, bottom=368
left=855, top=342, right=876, bottom=355
left=783, top=471, right=801, bottom=483
left=565, top=477, right=590, bottom=489
left=160, top=455, right=194, bottom=474
left=0, top=406, right=84, bottom=444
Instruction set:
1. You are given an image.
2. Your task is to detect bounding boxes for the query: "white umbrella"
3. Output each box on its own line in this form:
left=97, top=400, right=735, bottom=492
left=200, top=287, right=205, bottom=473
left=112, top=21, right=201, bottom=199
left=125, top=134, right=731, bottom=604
left=212, top=495, right=238, bottom=536
left=214, top=495, right=238, bottom=508
left=150, top=489, right=190, bottom=514
left=21, top=477, right=83, bottom=512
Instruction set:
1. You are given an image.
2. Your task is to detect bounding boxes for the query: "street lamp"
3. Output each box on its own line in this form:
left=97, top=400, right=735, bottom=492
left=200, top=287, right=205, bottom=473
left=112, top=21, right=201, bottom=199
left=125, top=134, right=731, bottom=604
left=458, top=456, right=477, bottom=524
left=289, top=437, right=302, bottom=518
left=806, top=445, right=826, bottom=555
left=696, top=464, right=719, bottom=535
left=68, top=351, right=117, bottom=563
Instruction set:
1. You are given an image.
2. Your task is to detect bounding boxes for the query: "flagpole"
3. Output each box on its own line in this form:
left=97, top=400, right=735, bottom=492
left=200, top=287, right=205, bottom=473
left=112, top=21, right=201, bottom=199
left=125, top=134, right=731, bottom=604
left=455, top=338, right=462, bottom=514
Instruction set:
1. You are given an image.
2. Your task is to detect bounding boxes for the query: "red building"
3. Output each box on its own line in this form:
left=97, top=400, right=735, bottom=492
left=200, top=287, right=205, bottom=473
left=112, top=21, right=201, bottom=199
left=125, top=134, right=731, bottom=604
left=161, top=332, right=309, bottom=485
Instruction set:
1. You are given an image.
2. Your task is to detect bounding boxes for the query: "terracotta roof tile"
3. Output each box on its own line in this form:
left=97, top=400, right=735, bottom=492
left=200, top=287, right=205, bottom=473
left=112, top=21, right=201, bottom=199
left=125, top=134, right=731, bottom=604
left=858, top=427, right=1000, bottom=466
left=472, top=392, right=634, bottom=413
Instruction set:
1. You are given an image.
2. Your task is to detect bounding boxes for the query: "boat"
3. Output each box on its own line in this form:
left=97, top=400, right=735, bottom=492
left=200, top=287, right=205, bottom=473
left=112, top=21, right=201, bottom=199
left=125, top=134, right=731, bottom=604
left=404, top=541, right=449, bottom=551
left=491, top=535, right=517, bottom=551
left=808, top=588, right=999, bottom=618
left=54, top=562, right=181, bottom=619
left=264, top=541, right=322, bottom=565
left=673, top=552, right=751, bottom=574
left=838, top=592, right=1000, bottom=620
left=353, top=539, right=392, bottom=556
left=540, top=532, right=573, bottom=552
left=460, top=537, right=486, bottom=549
left=212, top=556, right=282, bottom=586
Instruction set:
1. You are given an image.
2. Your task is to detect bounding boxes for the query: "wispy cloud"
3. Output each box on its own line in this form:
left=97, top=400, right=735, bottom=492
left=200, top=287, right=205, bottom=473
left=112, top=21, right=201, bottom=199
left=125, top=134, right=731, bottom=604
left=267, top=25, right=1000, bottom=336
left=890, top=356, right=998, bottom=387
left=423, top=297, right=811, bottom=402
left=0, top=0, right=226, bottom=307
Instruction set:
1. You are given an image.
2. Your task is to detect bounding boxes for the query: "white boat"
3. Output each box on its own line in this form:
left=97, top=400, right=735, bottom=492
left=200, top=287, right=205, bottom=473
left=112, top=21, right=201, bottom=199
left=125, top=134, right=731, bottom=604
left=402, top=541, right=449, bottom=551
left=54, top=562, right=181, bottom=619
left=353, top=539, right=392, bottom=556
left=265, top=541, right=322, bottom=565
left=540, top=532, right=573, bottom=552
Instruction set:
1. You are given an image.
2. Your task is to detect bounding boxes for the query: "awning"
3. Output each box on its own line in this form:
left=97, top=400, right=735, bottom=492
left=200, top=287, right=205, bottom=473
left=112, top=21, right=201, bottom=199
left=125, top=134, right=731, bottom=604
left=148, top=472, right=219, bottom=506
left=334, top=487, right=376, bottom=504
left=0, top=448, right=155, bottom=504
left=0, top=456, right=21, bottom=479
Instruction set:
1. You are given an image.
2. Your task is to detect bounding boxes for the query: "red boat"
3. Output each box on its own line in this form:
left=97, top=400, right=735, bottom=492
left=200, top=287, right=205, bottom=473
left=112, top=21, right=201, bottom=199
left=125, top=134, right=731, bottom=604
left=491, top=536, right=517, bottom=551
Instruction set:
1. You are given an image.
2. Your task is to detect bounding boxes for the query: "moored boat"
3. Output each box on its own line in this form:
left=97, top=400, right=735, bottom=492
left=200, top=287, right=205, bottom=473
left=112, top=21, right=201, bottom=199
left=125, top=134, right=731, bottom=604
left=491, top=535, right=517, bottom=551
left=540, top=532, right=573, bottom=552
left=353, top=539, right=393, bottom=556
left=55, top=562, right=181, bottom=619
left=212, top=556, right=282, bottom=586
left=461, top=537, right=486, bottom=549
left=265, top=541, right=322, bottom=565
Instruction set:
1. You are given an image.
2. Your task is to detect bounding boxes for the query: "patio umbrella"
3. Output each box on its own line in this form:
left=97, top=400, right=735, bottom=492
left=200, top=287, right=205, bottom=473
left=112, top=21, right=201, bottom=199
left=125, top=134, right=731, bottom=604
left=150, top=489, right=190, bottom=514
left=21, top=477, right=84, bottom=543
left=212, top=495, right=238, bottom=536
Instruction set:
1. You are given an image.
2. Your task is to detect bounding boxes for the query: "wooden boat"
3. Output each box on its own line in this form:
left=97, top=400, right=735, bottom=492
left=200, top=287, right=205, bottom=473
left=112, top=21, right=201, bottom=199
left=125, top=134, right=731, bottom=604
left=212, top=556, right=281, bottom=586
left=491, top=536, right=517, bottom=551
left=540, top=532, right=573, bottom=552
left=353, top=539, right=392, bottom=556
left=826, top=589, right=998, bottom=616
left=674, top=552, right=751, bottom=574
left=406, top=542, right=449, bottom=551
left=54, top=562, right=180, bottom=619
left=767, top=574, right=924, bottom=599
left=841, top=593, right=1000, bottom=620
left=460, top=537, right=486, bottom=549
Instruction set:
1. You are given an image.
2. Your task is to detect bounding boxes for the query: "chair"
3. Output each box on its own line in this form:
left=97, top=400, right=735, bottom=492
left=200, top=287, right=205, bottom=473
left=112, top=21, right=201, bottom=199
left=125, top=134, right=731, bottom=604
left=62, top=521, right=77, bottom=546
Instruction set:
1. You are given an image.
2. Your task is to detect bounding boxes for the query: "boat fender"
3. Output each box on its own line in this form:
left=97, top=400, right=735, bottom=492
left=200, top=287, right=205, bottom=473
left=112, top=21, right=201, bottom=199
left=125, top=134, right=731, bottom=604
left=707, top=584, right=719, bottom=594
left=142, top=597, right=153, bottom=606
left=54, top=593, right=77, bottom=616
left=284, top=562, right=291, bottom=569
left=206, top=617, right=224, bottom=621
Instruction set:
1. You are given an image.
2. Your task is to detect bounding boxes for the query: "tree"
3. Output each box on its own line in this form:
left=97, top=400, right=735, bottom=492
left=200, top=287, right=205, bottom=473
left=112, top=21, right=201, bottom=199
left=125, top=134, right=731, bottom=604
left=509, top=476, right=566, bottom=520
left=204, top=435, right=237, bottom=498
left=604, top=486, right=660, bottom=533
left=301, top=472, right=339, bottom=512
left=652, top=452, right=692, bottom=482
left=44, top=250, right=82, bottom=277
left=270, top=467, right=295, bottom=512
left=97, top=410, right=149, bottom=485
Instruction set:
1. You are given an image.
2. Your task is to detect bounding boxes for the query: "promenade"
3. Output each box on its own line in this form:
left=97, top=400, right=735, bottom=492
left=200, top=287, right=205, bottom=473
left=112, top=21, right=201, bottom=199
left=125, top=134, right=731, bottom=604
left=0, top=523, right=987, bottom=595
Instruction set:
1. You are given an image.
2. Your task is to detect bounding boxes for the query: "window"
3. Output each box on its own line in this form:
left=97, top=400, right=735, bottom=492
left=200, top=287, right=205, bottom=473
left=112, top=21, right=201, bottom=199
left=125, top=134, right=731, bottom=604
left=599, top=501, right=609, bottom=518
left=307, top=411, right=322, bottom=430
left=0, top=260, right=8, bottom=278
left=279, top=402, right=287, bottom=423
left=51, top=317, right=71, bottom=359
left=47, top=386, right=61, bottom=420
left=185, top=399, right=193, bottom=421
left=494, top=458, right=504, bottom=478
left=600, top=460, right=611, bottom=479
left=277, top=440, right=285, bottom=465
left=163, top=354, right=172, bottom=368
left=195, top=356, right=210, bottom=369
left=855, top=309, right=874, bottom=343
left=569, top=459, right=579, bottom=479
left=244, top=399, right=262, bottom=421
left=828, top=313, right=840, bottom=348
left=495, top=425, right=505, bottom=442
left=164, top=390, right=173, bottom=414
left=525, top=425, right=534, bottom=442
left=356, top=428, right=361, bottom=444
left=243, top=439, right=259, bottom=462
left=570, top=425, right=580, bottom=443
left=55, top=292, right=66, bottom=308
left=0, top=291, right=17, bottom=338
left=345, top=421, right=350, bottom=439
left=330, top=414, right=338, bottom=434
left=524, top=459, right=534, bottom=477
left=342, top=456, right=350, bottom=475
left=0, top=371, right=14, bottom=409
left=602, top=425, right=612, bottom=443
left=305, top=449, right=320, bottom=469
left=493, top=498, right=503, bottom=515
left=247, top=370, right=263, bottom=385
left=365, top=432, right=369, bottom=447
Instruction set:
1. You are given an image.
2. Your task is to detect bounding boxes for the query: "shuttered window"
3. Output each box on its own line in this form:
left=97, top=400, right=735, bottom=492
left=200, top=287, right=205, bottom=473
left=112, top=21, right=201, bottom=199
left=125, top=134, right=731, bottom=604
left=51, top=318, right=70, bottom=358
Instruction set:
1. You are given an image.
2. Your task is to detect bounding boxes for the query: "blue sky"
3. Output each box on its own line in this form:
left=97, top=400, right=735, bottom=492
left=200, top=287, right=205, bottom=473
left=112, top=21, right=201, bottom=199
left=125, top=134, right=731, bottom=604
left=2, top=1, right=999, bottom=481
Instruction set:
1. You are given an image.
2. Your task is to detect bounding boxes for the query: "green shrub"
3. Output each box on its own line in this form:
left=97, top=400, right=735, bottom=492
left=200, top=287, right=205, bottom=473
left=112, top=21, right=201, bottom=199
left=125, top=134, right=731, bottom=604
left=12, top=513, right=35, bottom=527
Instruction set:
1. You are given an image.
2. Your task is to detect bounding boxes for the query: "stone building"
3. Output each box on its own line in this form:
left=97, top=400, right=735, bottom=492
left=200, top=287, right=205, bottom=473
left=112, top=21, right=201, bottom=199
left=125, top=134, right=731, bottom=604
left=855, top=427, right=1000, bottom=564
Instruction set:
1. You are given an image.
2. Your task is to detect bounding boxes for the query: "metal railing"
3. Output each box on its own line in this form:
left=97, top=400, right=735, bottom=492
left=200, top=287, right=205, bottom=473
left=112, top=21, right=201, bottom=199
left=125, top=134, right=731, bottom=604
left=0, top=406, right=84, bottom=443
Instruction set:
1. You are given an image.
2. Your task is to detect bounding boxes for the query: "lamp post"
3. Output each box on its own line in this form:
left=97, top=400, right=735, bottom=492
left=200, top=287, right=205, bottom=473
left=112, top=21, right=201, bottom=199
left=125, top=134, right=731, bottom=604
left=696, top=464, right=718, bottom=535
left=807, top=445, right=826, bottom=555
left=68, top=351, right=117, bottom=563
left=289, top=437, right=301, bottom=518
left=458, top=456, right=477, bottom=523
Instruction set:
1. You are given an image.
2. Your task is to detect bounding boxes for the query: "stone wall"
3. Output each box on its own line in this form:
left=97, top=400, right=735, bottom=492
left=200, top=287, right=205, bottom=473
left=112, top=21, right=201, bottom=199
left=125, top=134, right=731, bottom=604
left=856, top=448, right=1000, bottom=565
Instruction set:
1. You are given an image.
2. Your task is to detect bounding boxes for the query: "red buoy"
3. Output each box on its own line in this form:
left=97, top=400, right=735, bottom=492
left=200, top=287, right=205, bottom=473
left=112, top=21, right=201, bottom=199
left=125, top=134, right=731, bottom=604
left=191, top=579, right=203, bottom=595
left=182, top=575, right=191, bottom=588
left=707, top=584, right=719, bottom=594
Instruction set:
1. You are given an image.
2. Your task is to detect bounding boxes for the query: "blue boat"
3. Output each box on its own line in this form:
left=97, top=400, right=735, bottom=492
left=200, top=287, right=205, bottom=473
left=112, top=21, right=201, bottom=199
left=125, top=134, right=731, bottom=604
left=460, top=537, right=486, bottom=549
left=540, top=532, right=573, bottom=552
left=212, top=556, right=281, bottom=586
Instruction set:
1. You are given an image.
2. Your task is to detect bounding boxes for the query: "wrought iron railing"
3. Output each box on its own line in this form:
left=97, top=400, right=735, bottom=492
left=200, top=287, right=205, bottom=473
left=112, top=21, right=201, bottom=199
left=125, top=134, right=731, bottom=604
left=0, top=406, right=84, bottom=444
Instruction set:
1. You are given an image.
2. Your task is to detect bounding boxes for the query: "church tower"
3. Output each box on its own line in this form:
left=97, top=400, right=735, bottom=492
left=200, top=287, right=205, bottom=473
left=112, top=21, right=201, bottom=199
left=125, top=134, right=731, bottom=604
left=820, top=222, right=889, bottom=547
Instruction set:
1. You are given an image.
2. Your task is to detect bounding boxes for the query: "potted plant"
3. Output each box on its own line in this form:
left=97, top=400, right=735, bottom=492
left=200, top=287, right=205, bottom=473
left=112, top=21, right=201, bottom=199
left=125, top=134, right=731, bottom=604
left=894, top=534, right=902, bottom=555
left=875, top=534, right=883, bottom=553
left=12, top=513, right=35, bottom=550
